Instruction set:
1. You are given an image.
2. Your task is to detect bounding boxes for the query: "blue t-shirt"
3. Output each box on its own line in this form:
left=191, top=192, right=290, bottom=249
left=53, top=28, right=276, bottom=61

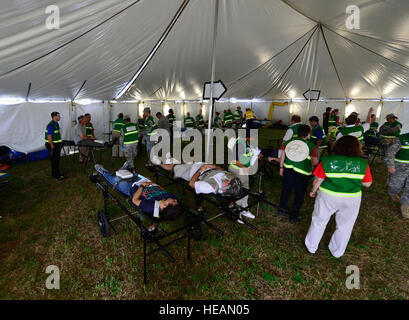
left=130, top=184, right=177, bottom=214
left=313, top=125, right=323, bottom=140
left=47, top=121, right=59, bottom=136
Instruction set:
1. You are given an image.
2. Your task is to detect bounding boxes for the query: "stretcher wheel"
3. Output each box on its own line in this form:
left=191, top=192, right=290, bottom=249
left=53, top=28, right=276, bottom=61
left=98, top=210, right=110, bottom=238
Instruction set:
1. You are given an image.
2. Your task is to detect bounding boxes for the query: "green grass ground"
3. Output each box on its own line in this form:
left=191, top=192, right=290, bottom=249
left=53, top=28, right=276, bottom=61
left=0, top=128, right=408, bottom=299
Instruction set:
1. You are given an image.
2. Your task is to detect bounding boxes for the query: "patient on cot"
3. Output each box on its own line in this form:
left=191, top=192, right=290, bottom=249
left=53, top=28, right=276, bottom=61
left=95, top=164, right=182, bottom=220
left=158, top=163, right=242, bottom=198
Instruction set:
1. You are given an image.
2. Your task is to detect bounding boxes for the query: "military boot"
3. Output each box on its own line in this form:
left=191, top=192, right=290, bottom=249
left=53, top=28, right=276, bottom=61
left=390, top=194, right=401, bottom=202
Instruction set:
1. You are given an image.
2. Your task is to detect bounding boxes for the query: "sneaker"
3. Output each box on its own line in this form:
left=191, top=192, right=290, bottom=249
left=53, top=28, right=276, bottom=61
left=94, top=164, right=104, bottom=173
left=237, top=219, right=244, bottom=224
left=170, top=158, right=181, bottom=164
left=241, top=211, right=255, bottom=219
left=401, top=205, right=409, bottom=219
left=151, top=155, right=161, bottom=165
left=391, top=194, right=401, bottom=202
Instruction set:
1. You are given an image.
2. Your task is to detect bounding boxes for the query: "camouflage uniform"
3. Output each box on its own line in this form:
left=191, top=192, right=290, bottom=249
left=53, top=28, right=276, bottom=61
left=384, top=137, right=409, bottom=219
left=379, top=121, right=402, bottom=149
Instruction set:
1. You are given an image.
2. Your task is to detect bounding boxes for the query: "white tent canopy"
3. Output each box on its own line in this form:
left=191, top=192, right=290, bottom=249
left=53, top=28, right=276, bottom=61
left=1, top=0, right=409, bottom=152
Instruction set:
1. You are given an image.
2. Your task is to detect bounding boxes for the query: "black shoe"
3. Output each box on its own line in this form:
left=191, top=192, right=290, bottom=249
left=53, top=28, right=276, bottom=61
left=304, top=244, right=315, bottom=256
left=289, top=215, right=302, bottom=223
left=277, top=207, right=288, bottom=216
left=54, top=176, right=64, bottom=181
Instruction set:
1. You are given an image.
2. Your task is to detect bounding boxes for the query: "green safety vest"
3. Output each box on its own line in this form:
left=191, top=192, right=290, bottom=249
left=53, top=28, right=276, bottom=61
left=123, top=122, right=139, bottom=145
left=338, top=125, right=365, bottom=141
left=184, top=116, right=195, bottom=128
left=113, top=118, right=125, bottom=133
left=213, top=116, right=222, bottom=128
left=44, top=121, right=62, bottom=143
left=381, top=121, right=402, bottom=139
left=395, top=133, right=409, bottom=164
left=138, top=119, right=145, bottom=131
left=366, top=122, right=379, bottom=137
left=328, top=114, right=339, bottom=127
left=230, top=138, right=253, bottom=169
left=234, top=110, right=242, bottom=120
left=86, top=122, right=94, bottom=137
left=224, top=112, right=234, bottom=123
left=290, top=123, right=302, bottom=139
left=310, top=125, right=327, bottom=148
left=146, top=116, right=157, bottom=135
left=167, top=114, right=176, bottom=127
left=283, top=138, right=315, bottom=176
left=319, top=154, right=368, bottom=198
left=196, top=115, right=205, bottom=127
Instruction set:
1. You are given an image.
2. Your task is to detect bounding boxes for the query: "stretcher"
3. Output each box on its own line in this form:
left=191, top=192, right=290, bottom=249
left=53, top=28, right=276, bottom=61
left=147, top=165, right=277, bottom=229
left=89, top=171, right=223, bottom=284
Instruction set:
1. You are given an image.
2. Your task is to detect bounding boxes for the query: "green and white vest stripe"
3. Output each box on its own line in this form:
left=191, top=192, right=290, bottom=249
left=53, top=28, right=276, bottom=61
left=123, top=122, right=139, bottom=145
left=319, top=154, right=368, bottom=198
left=86, top=122, right=94, bottom=137
left=395, top=133, right=409, bottom=164
left=167, top=114, right=176, bottom=127
left=310, top=125, right=327, bottom=148
left=146, top=116, right=157, bottom=135
left=283, top=138, right=315, bottom=176
left=113, top=118, right=125, bottom=133
left=381, top=121, right=402, bottom=139
left=339, top=125, right=365, bottom=141
left=44, top=121, right=62, bottom=143
left=196, top=115, right=205, bottom=127
left=290, top=123, right=302, bottom=139
left=184, top=116, right=195, bottom=128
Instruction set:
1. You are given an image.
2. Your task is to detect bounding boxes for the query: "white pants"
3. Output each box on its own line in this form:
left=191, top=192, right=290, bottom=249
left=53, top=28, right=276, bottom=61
left=305, top=190, right=361, bottom=258
left=228, top=164, right=249, bottom=209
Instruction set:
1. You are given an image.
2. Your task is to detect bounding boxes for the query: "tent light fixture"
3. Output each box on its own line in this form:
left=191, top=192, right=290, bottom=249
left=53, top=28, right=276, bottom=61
left=376, top=105, right=382, bottom=118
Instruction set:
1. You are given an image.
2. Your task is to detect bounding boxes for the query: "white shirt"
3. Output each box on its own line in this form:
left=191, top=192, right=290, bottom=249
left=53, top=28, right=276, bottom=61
left=194, top=172, right=225, bottom=194
left=336, top=123, right=370, bottom=141
left=283, top=122, right=302, bottom=142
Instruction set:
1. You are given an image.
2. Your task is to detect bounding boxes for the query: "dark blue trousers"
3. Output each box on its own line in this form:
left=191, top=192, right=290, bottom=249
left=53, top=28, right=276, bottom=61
left=279, top=168, right=310, bottom=219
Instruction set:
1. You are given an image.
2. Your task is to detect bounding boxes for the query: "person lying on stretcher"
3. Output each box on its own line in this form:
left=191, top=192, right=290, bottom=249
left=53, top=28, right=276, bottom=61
left=159, top=163, right=242, bottom=197
left=95, top=164, right=182, bottom=220
left=158, top=163, right=258, bottom=223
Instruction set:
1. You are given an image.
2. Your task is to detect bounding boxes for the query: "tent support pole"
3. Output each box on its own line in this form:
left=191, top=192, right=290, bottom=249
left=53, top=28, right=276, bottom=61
left=0, top=1, right=143, bottom=79
left=72, top=80, right=87, bottom=101
left=205, top=0, right=220, bottom=164
left=25, top=82, right=32, bottom=102
left=260, top=25, right=319, bottom=98
left=320, top=25, right=347, bottom=99
left=114, top=0, right=191, bottom=100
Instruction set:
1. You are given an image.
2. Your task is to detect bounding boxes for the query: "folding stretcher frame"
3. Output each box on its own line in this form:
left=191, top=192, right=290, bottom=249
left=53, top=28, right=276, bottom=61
left=89, top=173, right=224, bottom=284
left=147, top=165, right=278, bottom=229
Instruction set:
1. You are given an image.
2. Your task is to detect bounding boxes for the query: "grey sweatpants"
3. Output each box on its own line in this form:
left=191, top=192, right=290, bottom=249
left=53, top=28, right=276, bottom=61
left=305, top=190, right=362, bottom=258
left=388, top=162, right=409, bottom=206
left=121, top=143, right=138, bottom=170
left=112, top=131, right=124, bottom=157
left=145, top=135, right=155, bottom=161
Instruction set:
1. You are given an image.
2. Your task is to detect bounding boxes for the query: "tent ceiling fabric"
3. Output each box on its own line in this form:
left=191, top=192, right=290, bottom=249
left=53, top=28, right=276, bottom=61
left=1, top=0, right=409, bottom=100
